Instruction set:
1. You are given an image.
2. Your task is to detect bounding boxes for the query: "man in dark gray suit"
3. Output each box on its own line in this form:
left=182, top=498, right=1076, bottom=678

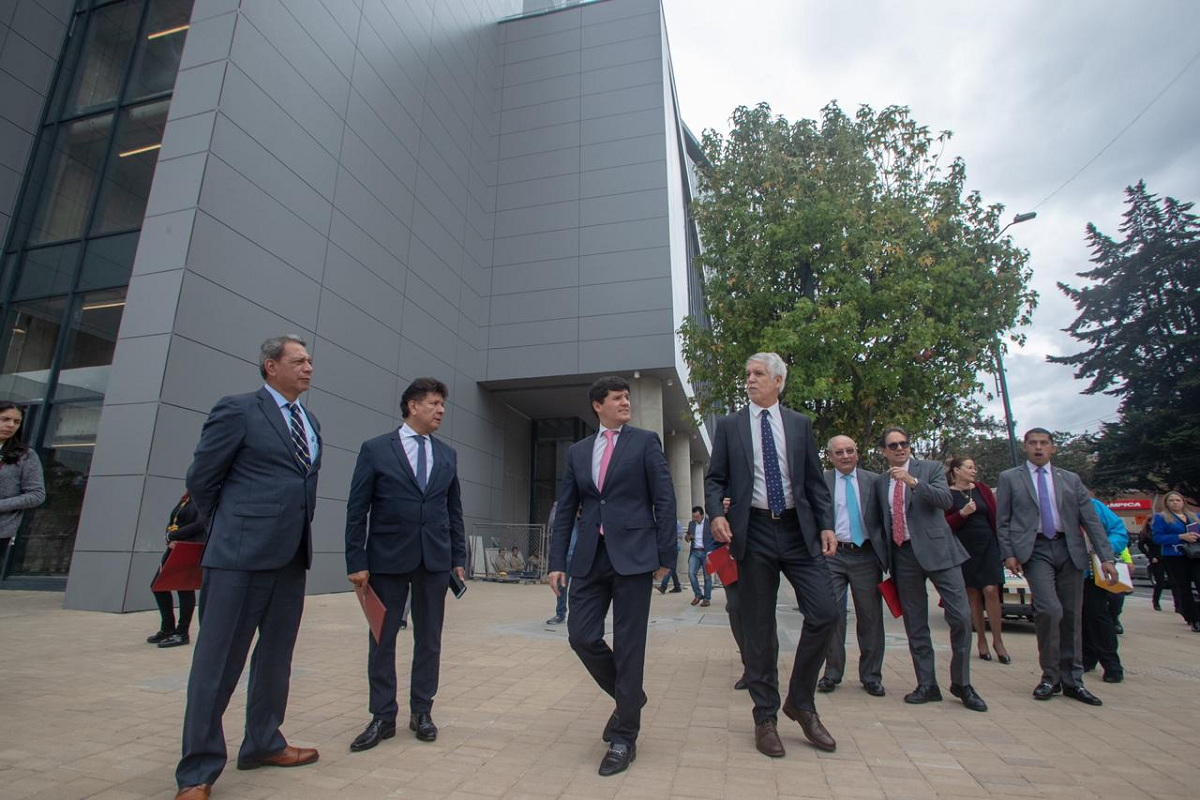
left=706, top=353, right=839, bottom=758
left=817, top=435, right=887, bottom=697
left=345, top=377, right=466, bottom=751
left=877, top=426, right=987, bottom=713
left=175, top=335, right=322, bottom=800
left=996, top=427, right=1117, bottom=705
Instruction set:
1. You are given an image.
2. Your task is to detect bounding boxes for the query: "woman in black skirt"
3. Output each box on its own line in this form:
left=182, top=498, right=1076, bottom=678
left=944, top=456, right=1010, bottom=664
left=147, top=492, right=207, bottom=648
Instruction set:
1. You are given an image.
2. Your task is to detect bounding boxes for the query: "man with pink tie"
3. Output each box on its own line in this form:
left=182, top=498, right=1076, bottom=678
left=546, top=376, right=676, bottom=777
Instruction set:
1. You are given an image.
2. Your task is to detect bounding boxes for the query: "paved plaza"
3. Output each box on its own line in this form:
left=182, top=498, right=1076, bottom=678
left=1, top=580, right=1198, bottom=800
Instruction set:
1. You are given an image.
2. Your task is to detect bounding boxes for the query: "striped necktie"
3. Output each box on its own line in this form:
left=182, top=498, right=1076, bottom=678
left=287, top=403, right=311, bottom=472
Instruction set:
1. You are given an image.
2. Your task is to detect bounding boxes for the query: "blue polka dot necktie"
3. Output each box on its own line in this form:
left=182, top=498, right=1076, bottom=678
left=761, top=410, right=785, bottom=515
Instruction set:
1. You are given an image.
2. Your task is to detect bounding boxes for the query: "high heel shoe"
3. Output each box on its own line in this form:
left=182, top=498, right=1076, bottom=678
left=977, top=651, right=991, bottom=661
left=996, top=653, right=1012, bottom=665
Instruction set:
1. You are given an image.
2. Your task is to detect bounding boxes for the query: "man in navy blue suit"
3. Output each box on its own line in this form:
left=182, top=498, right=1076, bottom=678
left=344, top=377, right=466, bottom=752
left=175, top=335, right=322, bottom=800
left=547, top=376, right=676, bottom=777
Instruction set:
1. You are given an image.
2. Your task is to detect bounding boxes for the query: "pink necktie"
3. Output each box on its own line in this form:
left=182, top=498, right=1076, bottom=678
left=597, top=430, right=616, bottom=491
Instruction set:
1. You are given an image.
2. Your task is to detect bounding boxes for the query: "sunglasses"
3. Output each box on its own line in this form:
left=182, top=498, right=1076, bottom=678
left=884, top=441, right=910, bottom=450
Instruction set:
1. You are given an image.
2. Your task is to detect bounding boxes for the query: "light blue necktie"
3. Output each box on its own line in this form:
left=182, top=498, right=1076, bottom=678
left=844, top=474, right=865, bottom=546
left=1036, top=467, right=1057, bottom=539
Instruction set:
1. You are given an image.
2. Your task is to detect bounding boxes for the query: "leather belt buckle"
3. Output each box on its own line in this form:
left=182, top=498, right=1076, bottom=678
left=770, top=510, right=781, bottom=520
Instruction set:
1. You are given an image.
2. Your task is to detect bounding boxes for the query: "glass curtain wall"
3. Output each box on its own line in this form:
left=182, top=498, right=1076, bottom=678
left=0, top=0, right=193, bottom=581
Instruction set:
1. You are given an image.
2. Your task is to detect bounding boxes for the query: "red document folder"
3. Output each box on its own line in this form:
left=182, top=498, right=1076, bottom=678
left=878, top=576, right=903, bottom=618
left=705, top=545, right=738, bottom=585
left=151, top=541, right=204, bottom=592
left=355, top=583, right=387, bottom=644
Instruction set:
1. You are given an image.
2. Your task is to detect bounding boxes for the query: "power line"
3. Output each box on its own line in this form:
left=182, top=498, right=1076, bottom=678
left=1033, top=46, right=1200, bottom=211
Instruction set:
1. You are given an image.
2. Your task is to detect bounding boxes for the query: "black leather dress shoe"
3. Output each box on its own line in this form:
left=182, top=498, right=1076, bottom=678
left=1062, top=685, right=1103, bottom=706
left=950, top=683, right=988, bottom=712
left=409, top=712, right=437, bottom=741
left=1032, top=681, right=1056, bottom=700
left=734, top=677, right=748, bottom=690
left=903, top=684, right=942, bottom=704
left=350, top=719, right=395, bottom=752
left=862, top=681, right=885, bottom=697
left=146, top=630, right=172, bottom=644
left=598, top=743, right=635, bottom=776
left=158, top=632, right=190, bottom=648
left=816, top=677, right=838, bottom=693
left=1102, top=671, right=1124, bottom=683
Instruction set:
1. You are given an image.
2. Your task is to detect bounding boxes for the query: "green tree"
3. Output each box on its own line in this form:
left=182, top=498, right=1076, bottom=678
left=1049, top=181, right=1200, bottom=497
left=680, top=103, right=1036, bottom=447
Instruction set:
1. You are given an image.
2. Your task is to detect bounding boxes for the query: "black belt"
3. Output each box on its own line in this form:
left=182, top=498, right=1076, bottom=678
left=1037, top=532, right=1065, bottom=541
left=749, top=507, right=796, bottom=521
left=837, top=540, right=870, bottom=551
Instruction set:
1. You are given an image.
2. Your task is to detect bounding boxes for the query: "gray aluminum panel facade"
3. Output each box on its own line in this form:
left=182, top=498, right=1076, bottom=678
left=46, top=0, right=703, bottom=611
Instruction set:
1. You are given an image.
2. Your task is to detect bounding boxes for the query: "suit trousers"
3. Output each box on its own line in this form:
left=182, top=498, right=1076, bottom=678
left=1080, top=580, right=1122, bottom=674
left=567, top=538, right=652, bottom=746
left=821, top=544, right=884, bottom=685
left=892, top=542, right=971, bottom=688
left=176, top=561, right=306, bottom=788
left=1023, top=536, right=1084, bottom=687
left=740, top=513, right=837, bottom=724
left=724, top=575, right=779, bottom=679
left=368, top=568, right=449, bottom=721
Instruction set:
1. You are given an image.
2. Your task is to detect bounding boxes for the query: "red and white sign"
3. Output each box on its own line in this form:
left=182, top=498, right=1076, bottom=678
left=1107, top=499, right=1152, bottom=511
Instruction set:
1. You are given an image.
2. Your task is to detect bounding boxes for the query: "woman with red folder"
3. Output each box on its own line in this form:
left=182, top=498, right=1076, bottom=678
left=147, top=493, right=208, bottom=648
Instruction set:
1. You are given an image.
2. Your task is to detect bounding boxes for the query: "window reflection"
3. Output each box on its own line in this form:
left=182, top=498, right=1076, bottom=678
left=62, top=0, right=145, bottom=115
left=27, top=114, right=114, bottom=244
left=78, top=232, right=138, bottom=291
left=54, top=287, right=127, bottom=403
left=128, top=0, right=193, bottom=100
left=13, top=243, right=82, bottom=300
left=0, top=297, right=69, bottom=404
left=93, top=100, right=169, bottom=234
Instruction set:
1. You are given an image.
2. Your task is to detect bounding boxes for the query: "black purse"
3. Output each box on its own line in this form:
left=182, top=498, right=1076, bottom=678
left=1179, top=517, right=1200, bottom=559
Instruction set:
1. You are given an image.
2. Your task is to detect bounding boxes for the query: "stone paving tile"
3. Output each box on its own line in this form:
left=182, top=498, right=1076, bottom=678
left=2, top=583, right=1200, bottom=799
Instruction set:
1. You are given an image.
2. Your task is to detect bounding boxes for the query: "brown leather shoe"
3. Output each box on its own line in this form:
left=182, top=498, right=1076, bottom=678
left=236, top=744, right=319, bottom=770
left=782, top=700, right=836, bottom=752
left=175, top=786, right=211, bottom=800
left=754, top=719, right=785, bottom=757
left=690, top=597, right=701, bottom=605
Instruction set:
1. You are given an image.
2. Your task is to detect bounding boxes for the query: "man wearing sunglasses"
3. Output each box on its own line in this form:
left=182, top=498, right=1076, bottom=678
left=877, top=427, right=987, bottom=712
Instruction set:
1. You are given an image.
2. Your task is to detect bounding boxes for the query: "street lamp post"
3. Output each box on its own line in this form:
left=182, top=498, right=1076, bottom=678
left=993, top=211, right=1036, bottom=468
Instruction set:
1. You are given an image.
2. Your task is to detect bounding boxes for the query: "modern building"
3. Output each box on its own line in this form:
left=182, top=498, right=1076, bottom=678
left=0, top=0, right=711, bottom=611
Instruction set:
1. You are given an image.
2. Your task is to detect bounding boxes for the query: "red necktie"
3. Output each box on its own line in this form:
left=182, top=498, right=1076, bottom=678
left=891, top=480, right=906, bottom=546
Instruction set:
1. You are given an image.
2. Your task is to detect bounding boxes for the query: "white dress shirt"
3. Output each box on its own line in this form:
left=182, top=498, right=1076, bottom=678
left=749, top=401, right=794, bottom=510
left=399, top=422, right=434, bottom=484
left=888, top=460, right=912, bottom=543
left=692, top=518, right=706, bottom=550
left=591, top=425, right=623, bottom=486
left=833, top=468, right=864, bottom=543
left=1026, top=461, right=1063, bottom=533
left=263, top=383, right=319, bottom=463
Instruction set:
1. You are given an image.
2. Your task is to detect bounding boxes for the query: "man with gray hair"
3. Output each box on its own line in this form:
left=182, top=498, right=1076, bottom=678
left=174, top=335, right=322, bottom=799
left=706, top=352, right=839, bottom=758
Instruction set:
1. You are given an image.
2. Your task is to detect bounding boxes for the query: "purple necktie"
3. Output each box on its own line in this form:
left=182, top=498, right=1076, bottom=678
left=1037, top=467, right=1057, bottom=539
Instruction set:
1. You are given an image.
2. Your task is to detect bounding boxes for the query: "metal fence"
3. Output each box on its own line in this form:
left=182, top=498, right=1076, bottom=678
left=469, top=523, right=548, bottom=582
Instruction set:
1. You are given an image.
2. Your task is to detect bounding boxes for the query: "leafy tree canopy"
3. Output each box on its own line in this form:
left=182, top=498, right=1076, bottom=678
left=681, top=102, right=1036, bottom=448
left=1050, top=181, right=1200, bottom=497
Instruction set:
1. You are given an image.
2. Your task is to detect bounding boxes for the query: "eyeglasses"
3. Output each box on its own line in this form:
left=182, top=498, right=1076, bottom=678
left=884, top=441, right=910, bottom=450
left=831, top=448, right=857, bottom=456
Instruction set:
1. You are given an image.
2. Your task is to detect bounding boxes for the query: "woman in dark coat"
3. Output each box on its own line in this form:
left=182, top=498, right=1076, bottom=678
left=0, top=402, right=46, bottom=567
left=944, top=456, right=1010, bottom=664
left=147, top=492, right=207, bottom=648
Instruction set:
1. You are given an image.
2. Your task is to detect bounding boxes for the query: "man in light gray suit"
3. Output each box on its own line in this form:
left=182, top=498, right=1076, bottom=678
left=996, top=427, right=1117, bottom=705
left=817, top=435, right=887, bottom=697
left=877, top=426, right=987, bottom=712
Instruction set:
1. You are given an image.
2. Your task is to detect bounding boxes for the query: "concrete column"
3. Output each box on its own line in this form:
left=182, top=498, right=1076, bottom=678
left=666, top=431, right=691, bottom=582
left=691, top=460, right=706, bottom=510
left=628, top=375, right=664, bottom=441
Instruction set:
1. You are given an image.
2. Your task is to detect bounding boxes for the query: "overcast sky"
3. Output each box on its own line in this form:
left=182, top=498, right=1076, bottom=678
left=660, top=0, right=1200, bottom=435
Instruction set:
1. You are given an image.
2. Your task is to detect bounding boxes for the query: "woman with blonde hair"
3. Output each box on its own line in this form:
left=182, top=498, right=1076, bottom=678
left=1151, top=491, right=1200, bottom=632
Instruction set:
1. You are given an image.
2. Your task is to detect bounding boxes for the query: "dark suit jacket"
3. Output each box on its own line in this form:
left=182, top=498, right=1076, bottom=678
left=345, top=430, right=466, bottom=575
left=186, top=388, right=321, bottom=571
left=876, top=458, right=966, bottom=572
left=824, top=467, right=888, bottom=571
left=685, top=518, right=719, bottom=554
left=550, top=425, right=676, bottom=578
left=995, top=464, right=1110, bottom=570
left=704, top=405, right=833, bottom=560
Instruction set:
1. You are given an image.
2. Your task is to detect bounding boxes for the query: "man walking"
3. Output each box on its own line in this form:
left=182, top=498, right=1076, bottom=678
left=547, top=376, right=676, bottom=776
left=818, top=435, right=887, bottom=697
left=345, top=378, right=466, bottom=751
left=877, top=427, right=987, bottom=712
left=175, top=335, right=322, bottom=799
left=686, top=506, right=716, bottom=606
left=996, top=428, right=1116, bottom=704
left=706, top=352, right=839, bottom=758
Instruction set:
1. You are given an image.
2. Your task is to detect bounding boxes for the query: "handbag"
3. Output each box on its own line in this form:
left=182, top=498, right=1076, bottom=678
left=1181, top=521, right=1200, bottom=559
